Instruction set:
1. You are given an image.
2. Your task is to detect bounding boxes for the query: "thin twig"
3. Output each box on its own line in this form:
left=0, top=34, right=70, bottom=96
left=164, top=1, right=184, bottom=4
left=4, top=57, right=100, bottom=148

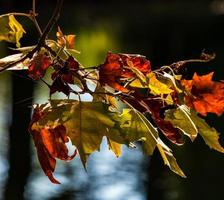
left=0, top=12, right=32, bottom=18
left=30, top=0, right=43, bottom=35
left=0, top=0, right=64, bottom=73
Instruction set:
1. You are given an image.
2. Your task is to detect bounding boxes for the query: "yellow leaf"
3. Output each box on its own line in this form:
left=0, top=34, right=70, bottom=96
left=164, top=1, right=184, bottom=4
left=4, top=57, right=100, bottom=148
left=56, top=26, right=76, bottom=49
left=157, top=141, right=186, bottom=178
left=165, top=105, right=198, bottom=141
left=0, top=15, right=25, bottom=47
left=147, top=72, right=173, bottom=96
left=107, top=138, right=122, bottom=157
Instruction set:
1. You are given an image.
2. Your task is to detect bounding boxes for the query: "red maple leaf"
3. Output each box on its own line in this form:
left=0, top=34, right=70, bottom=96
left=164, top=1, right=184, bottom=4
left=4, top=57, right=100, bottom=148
left=181, top=72, right=224, bottom=116
left=28, top=53, right=52, bottom=80
left=99, top=52, right=151, bottom=92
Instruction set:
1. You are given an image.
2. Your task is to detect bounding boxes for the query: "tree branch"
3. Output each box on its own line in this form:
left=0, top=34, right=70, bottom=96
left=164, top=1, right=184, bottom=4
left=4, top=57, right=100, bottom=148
left=0, top=0, right=64, bottom=73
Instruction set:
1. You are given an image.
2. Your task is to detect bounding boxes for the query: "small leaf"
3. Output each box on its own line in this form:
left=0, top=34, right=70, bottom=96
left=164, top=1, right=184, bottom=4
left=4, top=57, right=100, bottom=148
left=56, top=26, right=76, bottom=49
left=28, top=52, right=52, bottom=80
left=147, top=72, right=173, bottom=96
left=0, top=15, right=26, bottom=47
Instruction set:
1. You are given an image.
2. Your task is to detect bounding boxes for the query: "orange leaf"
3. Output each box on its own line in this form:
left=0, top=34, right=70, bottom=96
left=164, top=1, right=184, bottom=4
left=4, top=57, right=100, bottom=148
left=29, top=106, right=77, bottom=184
left=181, top=72, right=224, bottom=116
left=99, top=52, right=151, bottom=92
left=56, top=27, right=75, bottom=49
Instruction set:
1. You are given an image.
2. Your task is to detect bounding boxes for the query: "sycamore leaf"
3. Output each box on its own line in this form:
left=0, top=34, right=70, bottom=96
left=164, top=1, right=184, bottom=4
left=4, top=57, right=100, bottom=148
left=0, top=15, right=25, bottom=47
left=147, top=72, right=173, bottom=96
left=127, top=109, right=186, bottom=177
left=190, top=110, right=224, bottom=153
left=50, top=56, right=80, bottom=96
left=181, top=72, right=224, bottom=116
left=164, top=105, right=198, bottom=141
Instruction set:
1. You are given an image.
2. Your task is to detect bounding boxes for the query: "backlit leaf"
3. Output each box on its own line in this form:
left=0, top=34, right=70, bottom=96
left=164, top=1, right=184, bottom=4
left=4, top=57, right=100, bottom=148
left=165, top=105, right=198, bottom=141
left=147, top=72, right=173, bottom=96
left=0, top=15, right=25, bottom=47
left=181, top=72, right=224, bottom=116
left=190, top=110, right=224, bottom=153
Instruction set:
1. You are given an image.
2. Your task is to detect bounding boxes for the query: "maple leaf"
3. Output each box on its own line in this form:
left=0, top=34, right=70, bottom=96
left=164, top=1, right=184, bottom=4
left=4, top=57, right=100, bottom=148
left=99, top=52, right=151, bottom=92
left=28, top=53, right=52, bottom=80
left=29, top=105, right=77, bottom=184
left=181, top=72, right=224, bottom=116
left=0, top=15, right=26, bottom=47
left=56, top=26, right=75, bottom=49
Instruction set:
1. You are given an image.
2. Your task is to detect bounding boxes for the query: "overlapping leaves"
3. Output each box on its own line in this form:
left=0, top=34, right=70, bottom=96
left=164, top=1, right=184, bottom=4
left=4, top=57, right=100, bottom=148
left=30, top=100, right=186, bottom=183
left=0, top=13, right=223, bottom=185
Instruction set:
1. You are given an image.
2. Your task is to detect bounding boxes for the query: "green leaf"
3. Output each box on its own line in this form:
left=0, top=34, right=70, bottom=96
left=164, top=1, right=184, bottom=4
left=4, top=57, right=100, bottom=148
left=165, top=105, right=198, bottom=141
left=31, top=100, right=186, bottom=177
left=109, top=108, right=158, bottom=155
left=111, top=108, right=186, bottom=177
left=190, top=111, right=224, bottom=153
left=0, top=15, right=26, bottom=47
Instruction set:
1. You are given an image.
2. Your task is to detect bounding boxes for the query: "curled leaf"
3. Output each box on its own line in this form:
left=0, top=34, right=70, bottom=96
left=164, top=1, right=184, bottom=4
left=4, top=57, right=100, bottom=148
left=0, top=15, right=26, bottom=47
left=56, top=26, right=75, bottom=49
left=29, top=105, right=77, bottom=183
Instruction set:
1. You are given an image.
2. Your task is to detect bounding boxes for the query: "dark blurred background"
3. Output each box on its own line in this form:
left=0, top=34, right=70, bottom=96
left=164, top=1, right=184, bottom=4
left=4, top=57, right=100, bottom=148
left=0, top=0, right=224, bottom=199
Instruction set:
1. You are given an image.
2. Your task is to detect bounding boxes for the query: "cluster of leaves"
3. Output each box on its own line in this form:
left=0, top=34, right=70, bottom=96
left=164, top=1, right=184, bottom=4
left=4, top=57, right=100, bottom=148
left=0, top=5, right=224, bottom=184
